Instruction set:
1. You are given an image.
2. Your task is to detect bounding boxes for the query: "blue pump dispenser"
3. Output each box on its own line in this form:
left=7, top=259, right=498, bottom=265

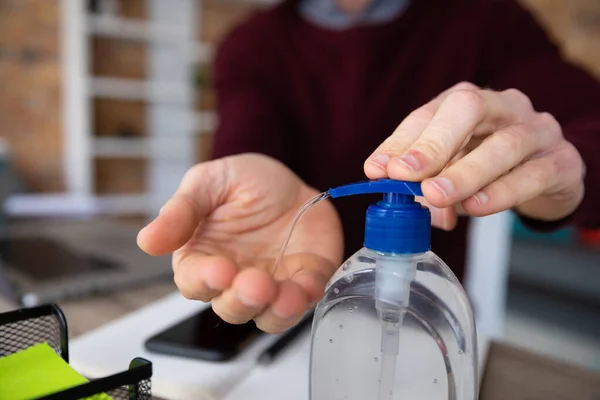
left=310, top=179, right=479, bottom=400
left=328, top=179, right=431, bottom=255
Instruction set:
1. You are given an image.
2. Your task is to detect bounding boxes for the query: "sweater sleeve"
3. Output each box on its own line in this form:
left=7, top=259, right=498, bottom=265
left=210, top=19, right=291, bottom=163
left=479, top=0, right=600, bottom=230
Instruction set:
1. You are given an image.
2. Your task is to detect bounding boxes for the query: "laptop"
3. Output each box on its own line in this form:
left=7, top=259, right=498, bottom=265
left=0, top=219, right=172, bottom=307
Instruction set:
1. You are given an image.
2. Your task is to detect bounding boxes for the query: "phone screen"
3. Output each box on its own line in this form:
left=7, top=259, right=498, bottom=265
left=144, top=307, right=266, bottom=362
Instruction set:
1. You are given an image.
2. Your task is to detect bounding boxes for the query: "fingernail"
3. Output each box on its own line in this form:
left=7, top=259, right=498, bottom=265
left=369, top=154, right=390, bottom=169
left=396, top=153, right=422, bottom=172
left=473, top=191, right=489, bottom=205
left=431, top=178, right=454, bottom=198
left=236, top=291, right=262, bottom=308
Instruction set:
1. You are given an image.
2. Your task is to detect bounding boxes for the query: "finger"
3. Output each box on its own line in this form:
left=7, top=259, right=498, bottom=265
left=211, top=268, right=277, bottom=325
left=290, top=270, right=327, bottom=306
left=173, top=251, right=238, bottom=302
left=416, top=196, right=458, bottom=231
left=254, top=280, right=309, bottom=334
left=460, top=156, right=559, bottom=217
left=365, top=82, right=480, bottom=179
left=430, top=206, right=458, bottom=231
left=421, top=113, right=561, bottom=208
left=365, top=106, right=438, bottom=179
left=385, top=89, right=535, bottom=181
left=137, top=195, right=203, bottom=256
left=277, top=253, right=335, bottom=305
left=137, top=161, right=226, bottom=256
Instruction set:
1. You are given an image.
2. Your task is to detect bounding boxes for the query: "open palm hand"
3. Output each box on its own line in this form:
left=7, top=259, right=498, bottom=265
left=137, top=154, right=343, bottom=333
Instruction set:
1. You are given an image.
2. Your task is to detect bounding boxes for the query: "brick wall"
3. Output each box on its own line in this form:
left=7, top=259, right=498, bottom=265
left=0, top=0, right=63, bottom=192
left=0, top=0, right=151, bottom=195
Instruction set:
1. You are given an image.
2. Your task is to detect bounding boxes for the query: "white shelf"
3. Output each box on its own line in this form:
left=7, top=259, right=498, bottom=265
left=94, top=194, right=150, bottom=214
left=93, top=133, right=215, bottom=159
left=88, top=78, right=218, bottom=130
left=93, top=137, right=149, bottom=158
left=90, top=77, right=195, bottom=104
left=87, top=15, right=187, bottom=41
left=4, top=193, right=150, bottom=216
left=86, top=15, right=213, bottom=62
left=49, top=0, right=209, bottom=217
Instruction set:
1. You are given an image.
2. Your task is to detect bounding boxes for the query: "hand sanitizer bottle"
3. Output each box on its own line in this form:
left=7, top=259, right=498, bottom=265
left=309, top=179, right=478, bottom=400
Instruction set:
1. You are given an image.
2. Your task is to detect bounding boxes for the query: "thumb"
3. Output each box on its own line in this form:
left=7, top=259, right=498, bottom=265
left=137, top=161, right=227, bottom=256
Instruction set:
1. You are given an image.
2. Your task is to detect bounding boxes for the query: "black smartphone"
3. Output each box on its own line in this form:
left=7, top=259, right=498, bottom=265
left=144, top=307, right=266, bottom=362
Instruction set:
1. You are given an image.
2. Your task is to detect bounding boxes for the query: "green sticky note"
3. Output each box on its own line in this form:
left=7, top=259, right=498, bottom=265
left=0, top=343, right=111, bottom=400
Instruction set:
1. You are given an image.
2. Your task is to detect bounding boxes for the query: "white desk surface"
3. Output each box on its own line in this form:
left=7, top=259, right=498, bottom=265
left=70, top=291, right=490, bottom=400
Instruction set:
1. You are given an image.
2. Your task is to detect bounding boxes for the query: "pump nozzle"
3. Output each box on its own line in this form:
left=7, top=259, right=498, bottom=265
left=327, top=179, right=431, bottom=255
left=328, top=179, right=423, bottom=199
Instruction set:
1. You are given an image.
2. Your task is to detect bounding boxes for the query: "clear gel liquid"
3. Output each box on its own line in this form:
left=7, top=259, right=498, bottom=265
left=272, top=191, right=330, bottom=273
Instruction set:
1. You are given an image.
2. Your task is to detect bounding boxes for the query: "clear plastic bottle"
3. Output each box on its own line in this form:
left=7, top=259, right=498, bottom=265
left=309, top=179, right=478, bottom=400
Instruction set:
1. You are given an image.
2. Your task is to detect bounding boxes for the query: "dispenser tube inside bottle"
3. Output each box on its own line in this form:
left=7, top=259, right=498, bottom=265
left=375, top=255, right=416, bottom=399
left=375, top=255, right=416, bottom=317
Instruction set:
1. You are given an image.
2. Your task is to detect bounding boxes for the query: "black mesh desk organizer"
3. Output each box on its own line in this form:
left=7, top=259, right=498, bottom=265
left=0, top=304, right=152, bottom=399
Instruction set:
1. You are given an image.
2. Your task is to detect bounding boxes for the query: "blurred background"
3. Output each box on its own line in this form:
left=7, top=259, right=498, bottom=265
left=0, top=0, right=598, bottom=373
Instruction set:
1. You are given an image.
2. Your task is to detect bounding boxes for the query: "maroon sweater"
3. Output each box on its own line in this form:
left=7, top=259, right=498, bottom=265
left=211, top=0, right=600, bottom=280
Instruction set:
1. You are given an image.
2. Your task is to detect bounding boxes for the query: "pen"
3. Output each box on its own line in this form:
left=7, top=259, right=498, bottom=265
left=257, top=310, right=314, bottom=365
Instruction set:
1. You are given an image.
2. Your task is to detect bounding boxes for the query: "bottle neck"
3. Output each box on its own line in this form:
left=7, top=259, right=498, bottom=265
left=382, top=192, right=414, bottom=205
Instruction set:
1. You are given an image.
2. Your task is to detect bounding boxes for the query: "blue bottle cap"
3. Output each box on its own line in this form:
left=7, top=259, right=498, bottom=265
left=328, top=179, right=431, bottom=254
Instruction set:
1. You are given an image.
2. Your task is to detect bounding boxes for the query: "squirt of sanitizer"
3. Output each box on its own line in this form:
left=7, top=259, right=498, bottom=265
left=274, top=179, right=480, bottom=400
